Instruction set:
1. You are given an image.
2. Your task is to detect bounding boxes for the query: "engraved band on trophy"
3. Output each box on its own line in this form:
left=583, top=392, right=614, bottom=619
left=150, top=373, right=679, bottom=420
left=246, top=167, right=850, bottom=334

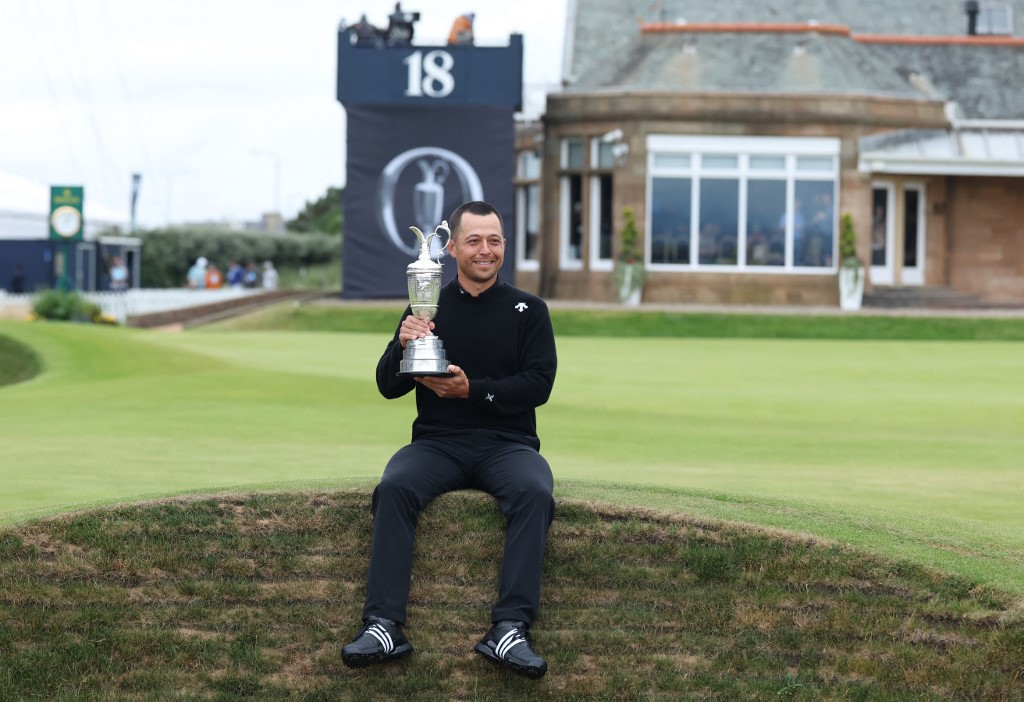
left=398, top=221, right=453, bottom=377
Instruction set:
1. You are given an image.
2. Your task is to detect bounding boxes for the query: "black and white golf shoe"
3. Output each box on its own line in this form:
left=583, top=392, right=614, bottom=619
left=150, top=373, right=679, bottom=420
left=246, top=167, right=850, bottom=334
left=341, top=616, right=413, bottom=668
left=474, top=620, right=548, bottom=679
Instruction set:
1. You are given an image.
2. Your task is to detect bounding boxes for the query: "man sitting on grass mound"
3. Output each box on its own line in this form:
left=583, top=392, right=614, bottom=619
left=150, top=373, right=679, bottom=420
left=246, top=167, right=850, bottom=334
left=342, top=200, right=558, bottom=680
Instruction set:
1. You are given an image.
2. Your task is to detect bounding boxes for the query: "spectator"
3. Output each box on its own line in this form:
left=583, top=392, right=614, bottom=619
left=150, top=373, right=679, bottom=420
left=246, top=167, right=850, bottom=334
left=448, top=13, right=475, bottom=45
left=205, top=261, right=224, bottom=289
left=227, top=261, right=245, bottom=288
left=261, top=261, right=279, bottom=290
left=243, top=261, right=260, bottom=288
left=351, top=14, right=383, bottom=46
left=186, top=257, right=208, bottom=289
left=386, top=3, right=417, bottom=45
left=109, top=256, right=129, bottom=292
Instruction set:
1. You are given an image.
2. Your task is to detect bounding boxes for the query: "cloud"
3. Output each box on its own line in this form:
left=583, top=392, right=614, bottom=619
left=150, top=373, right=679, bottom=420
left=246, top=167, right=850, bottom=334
left=0, top=0, right=565, bottom=228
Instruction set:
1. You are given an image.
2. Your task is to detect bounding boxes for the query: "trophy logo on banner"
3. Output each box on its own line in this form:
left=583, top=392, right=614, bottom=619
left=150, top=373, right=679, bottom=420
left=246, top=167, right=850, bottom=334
left=398, top=221, right=453, bottom=377
left=413, top=159, right=450, bottom=241
left=378, top=146, right=484, bottom=257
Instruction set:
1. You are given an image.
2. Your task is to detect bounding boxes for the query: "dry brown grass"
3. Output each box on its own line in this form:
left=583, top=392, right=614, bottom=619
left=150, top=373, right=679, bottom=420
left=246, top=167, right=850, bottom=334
left=0, top=489, right=1021, bottom=700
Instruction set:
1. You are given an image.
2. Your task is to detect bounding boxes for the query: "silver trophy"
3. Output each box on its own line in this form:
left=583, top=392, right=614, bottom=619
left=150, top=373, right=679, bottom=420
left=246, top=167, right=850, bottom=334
left=398, top=221, right=452, bottom=377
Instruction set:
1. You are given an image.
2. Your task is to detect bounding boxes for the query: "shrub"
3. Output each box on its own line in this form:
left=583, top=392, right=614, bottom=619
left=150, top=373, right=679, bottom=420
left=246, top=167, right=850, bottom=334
left=32, top=289, right=102, bottom=322
left=137, top=228, right=341, bottom=288
left=618, top=207, right=642, bottom=264
left=839, top=213, right=859, bottom=263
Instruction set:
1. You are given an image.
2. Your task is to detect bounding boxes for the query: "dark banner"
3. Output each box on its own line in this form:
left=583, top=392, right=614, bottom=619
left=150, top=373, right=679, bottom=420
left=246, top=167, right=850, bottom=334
left=342, top=105, right=515, bottom=299
left=337, top=35, right=523, bottom=110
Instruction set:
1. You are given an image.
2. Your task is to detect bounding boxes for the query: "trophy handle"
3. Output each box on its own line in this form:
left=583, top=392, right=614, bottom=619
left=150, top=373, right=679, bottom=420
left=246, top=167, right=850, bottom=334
left=409, top=221, right=452, bottom=264
left=434, top=221, right=451, bottom=262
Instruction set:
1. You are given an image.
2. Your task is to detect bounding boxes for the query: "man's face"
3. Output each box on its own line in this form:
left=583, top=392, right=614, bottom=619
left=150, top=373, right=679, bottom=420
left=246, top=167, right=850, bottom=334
left=448, top=212, right=505, bottom=290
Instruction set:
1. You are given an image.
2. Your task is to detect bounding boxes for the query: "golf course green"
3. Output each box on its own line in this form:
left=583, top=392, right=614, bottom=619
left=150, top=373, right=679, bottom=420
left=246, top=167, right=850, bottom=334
left=0, top=312, right=1022, bottom=594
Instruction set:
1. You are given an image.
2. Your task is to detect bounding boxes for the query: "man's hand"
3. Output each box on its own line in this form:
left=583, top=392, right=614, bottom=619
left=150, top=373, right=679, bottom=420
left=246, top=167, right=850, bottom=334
left=415, top=364, right=469, bottom=399
left=399, top=315, right=433, bottom=349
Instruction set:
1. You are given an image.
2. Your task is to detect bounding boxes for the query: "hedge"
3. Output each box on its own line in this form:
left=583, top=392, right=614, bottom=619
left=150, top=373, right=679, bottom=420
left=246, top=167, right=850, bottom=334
left=138, top=229, right=341, bottom=288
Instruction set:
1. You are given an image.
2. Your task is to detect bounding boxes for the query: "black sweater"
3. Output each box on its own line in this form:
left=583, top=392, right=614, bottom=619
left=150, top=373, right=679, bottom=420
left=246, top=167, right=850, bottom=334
left=376, top=279, right=557, bottom=442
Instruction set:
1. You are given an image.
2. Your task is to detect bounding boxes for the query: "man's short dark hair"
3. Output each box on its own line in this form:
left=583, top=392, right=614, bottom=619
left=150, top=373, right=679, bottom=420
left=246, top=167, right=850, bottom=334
left=449, top=201, right=503, bottom=239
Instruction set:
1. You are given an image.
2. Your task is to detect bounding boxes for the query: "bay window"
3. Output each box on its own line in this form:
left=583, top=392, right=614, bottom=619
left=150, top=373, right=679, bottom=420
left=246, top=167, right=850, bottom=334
left=647, top=136, right=839, bottom=273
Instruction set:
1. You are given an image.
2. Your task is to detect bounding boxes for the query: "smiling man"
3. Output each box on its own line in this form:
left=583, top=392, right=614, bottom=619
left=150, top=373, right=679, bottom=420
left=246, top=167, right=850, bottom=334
left=342, top=200, right=558, bottom=680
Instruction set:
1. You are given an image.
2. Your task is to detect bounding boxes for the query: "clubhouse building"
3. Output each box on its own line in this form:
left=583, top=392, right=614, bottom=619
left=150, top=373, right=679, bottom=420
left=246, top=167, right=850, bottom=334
left=512, top=0, right=1024, bottom=306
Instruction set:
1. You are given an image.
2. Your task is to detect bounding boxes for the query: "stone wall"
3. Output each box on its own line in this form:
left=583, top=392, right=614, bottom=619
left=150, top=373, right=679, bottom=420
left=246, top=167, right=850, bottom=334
left=947, top=176, right=1024, bottom=303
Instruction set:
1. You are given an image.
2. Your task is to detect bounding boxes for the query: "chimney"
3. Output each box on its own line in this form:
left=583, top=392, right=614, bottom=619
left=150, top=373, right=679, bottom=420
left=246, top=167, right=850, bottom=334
left=965, top=0, right=980, bottom=35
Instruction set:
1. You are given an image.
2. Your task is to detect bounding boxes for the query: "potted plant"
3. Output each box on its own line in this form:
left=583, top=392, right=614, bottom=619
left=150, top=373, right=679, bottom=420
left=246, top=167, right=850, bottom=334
left=614, top=207, right=645, bottom=306
left=838, top=212, right=864, bottom=311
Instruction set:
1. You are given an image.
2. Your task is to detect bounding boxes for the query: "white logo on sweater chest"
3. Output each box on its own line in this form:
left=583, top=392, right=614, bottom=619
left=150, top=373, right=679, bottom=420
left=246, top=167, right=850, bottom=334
left=514, top=302, right=528, bottom=312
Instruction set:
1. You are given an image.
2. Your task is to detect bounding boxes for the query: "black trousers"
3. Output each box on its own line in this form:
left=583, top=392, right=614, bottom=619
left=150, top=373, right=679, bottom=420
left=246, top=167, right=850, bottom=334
left=362, top=429, right=555, bottom=626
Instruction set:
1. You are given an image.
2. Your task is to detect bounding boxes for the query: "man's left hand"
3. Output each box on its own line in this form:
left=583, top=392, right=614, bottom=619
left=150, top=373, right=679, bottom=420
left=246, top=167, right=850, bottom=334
left=415, top=364, right=469, bottom=399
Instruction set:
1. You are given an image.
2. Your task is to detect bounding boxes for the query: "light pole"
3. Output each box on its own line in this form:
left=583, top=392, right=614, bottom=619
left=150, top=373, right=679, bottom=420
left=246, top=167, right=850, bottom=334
left=130, top=173, right=142, bottom=233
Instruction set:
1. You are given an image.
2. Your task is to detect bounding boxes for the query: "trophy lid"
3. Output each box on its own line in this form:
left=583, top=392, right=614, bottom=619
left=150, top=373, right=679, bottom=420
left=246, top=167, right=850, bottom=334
left=407, top=222, right=450, bottom=273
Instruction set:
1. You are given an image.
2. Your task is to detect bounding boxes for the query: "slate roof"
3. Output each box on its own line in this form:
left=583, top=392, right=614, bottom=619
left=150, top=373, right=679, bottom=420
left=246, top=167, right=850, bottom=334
left=867, top=43, right=1024, bottom=119
left=580, top=0, right=1022, bottom=35
left=587, top=31, right=924, bottom=99
left=566, top=0, right=1024, bottom=118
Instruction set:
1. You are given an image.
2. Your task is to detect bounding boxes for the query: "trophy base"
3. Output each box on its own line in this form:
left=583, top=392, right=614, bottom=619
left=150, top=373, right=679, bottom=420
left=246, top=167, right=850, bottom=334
left=399, top=337, right=450, bottom=377
left=397, top=369, right=453, bottom=378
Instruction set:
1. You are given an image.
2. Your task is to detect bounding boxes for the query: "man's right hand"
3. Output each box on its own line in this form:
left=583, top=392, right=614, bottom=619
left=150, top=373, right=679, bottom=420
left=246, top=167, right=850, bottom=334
left=399, top=315, right=435, bottom=349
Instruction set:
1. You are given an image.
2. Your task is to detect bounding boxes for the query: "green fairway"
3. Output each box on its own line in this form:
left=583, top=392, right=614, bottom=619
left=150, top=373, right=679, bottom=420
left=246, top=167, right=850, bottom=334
left=1, top=319, right=1022, bottom=595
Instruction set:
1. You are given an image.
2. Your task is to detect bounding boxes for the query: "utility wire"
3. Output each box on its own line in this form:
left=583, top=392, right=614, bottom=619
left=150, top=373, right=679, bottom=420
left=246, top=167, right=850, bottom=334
left=96, top=0, right=156, bottom=178
left=17, top=0, right=86, bottom=181
left=62, top=0, right=124, bottom=204
left=31, top=0, right=122, bottom=206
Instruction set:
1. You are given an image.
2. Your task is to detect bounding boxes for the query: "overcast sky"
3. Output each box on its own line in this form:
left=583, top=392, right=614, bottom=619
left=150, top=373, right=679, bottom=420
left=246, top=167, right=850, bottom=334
left=0, top=0, right=567, bottom=228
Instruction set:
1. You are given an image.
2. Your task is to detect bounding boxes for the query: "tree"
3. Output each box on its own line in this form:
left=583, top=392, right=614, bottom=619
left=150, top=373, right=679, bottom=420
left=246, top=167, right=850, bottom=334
left=288, top=186, right=344, bottom=234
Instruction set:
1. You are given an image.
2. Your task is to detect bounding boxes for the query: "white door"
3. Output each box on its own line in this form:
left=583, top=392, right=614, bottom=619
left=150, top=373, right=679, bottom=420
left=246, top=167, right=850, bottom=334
left=870, top=182, right=925, bottom=287
left=901, top=184, right=925, bottom=286
left=870, top=183, right=895, bottom=285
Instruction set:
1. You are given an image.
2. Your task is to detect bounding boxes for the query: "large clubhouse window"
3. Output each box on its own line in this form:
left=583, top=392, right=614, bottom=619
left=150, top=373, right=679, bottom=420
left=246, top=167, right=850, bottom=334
left=515, top=149, right=541, bottom=271
left=559, top=138, right=584, bottom=269
left=559, top=136, right=617, bottom=270
left=646, top=136, right=839, bottom=272
left=590, top=140, right=615, bottom=270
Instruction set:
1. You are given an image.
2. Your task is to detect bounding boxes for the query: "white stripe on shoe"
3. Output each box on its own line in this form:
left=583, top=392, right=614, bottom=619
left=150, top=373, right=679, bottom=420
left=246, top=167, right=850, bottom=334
left=495, top=629, right=526, bottom=659
left=367, top=624, right=394, bottom=653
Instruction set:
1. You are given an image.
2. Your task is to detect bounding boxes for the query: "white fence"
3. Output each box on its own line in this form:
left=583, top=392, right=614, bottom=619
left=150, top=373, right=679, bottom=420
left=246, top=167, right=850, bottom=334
left=0, top=288, right=264, bottom=323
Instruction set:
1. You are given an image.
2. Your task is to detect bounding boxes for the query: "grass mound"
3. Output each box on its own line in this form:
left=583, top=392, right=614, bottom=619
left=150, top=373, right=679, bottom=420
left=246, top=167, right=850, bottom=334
left=1, top=491, right=1020, bottom=699
left=0, top=333, right=41, bottom=387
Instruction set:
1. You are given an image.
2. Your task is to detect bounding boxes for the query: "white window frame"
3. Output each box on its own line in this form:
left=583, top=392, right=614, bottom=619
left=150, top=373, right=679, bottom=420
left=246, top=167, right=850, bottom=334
left=515, top=150, right=541, bottom=272
left=646, top=135, right=840, bottom=274
left=977, top=2, right=1014, bottom=34
left=515, top=184, right=540, bottom=272
left=589, top=137, right=615, bottom=270
left=588, top=174, right=613, bottom=271
left=901, top=182, right=927, bottom=286
left=559, top=176, right=584, bottom=271
left=870, top=181, right=896, bottom=286
left=558, top=138, right=584, bottom=270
